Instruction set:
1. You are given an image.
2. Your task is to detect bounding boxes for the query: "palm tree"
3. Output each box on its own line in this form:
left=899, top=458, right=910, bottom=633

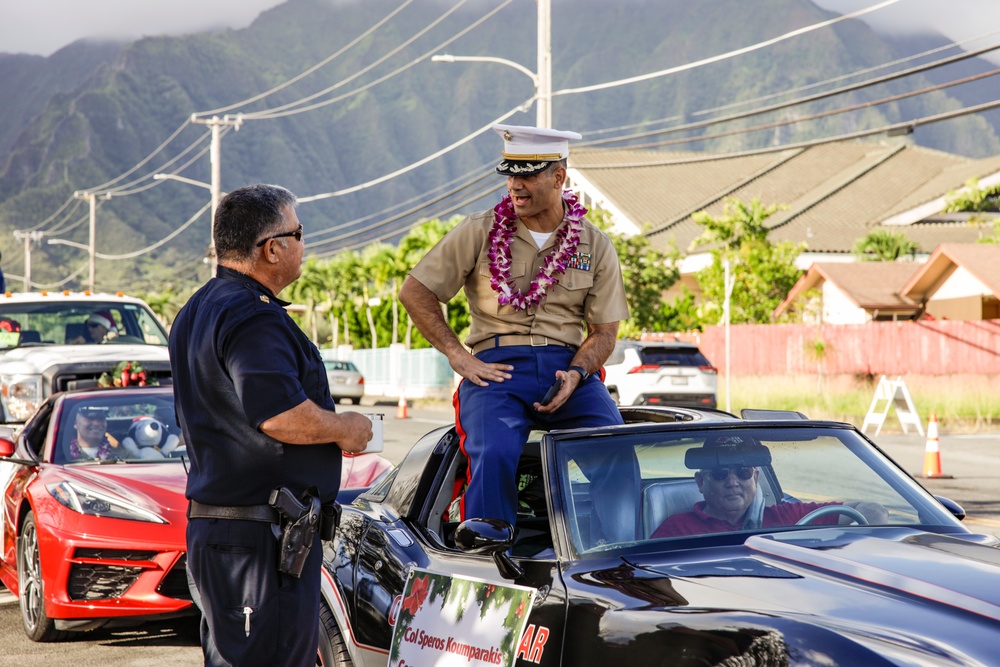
left=851, top=230, right=918, bottom=262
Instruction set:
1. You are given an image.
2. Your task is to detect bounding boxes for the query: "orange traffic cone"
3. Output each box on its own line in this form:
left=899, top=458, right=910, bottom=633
left=920, top=413, right=951, bottom=479
left=396, top=392, right=409, bottom=419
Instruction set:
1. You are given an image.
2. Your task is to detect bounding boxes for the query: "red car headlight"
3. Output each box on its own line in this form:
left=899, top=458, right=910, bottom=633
left=47, top=481, right=167, bottom=524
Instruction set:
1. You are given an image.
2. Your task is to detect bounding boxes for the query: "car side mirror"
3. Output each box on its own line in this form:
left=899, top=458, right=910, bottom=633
left=935, top=495, right=966, bottom=521
left=0, top=437, right=14, bottom=458
left=454, top=518, right=523, bottom=580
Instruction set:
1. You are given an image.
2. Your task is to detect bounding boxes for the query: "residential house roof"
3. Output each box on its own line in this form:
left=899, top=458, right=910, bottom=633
left=774, top=262, right=919, bottom=318
left=901, top=242, right=1000, bottom=300
left=568, top=140, right=1000, bottom=256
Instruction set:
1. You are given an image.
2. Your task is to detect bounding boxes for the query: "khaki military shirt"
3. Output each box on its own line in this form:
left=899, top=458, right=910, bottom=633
left=410, top=206, right=629, bottom=349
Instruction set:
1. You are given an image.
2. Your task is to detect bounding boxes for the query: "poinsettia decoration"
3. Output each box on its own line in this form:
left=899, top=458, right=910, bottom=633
left=98, top=360, right=157, bottom=388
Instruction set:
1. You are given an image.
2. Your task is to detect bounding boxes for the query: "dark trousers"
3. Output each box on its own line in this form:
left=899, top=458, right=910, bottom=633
left=187, top=517, right=321, bottom=667
left=456, top=345, right=640, bottom=545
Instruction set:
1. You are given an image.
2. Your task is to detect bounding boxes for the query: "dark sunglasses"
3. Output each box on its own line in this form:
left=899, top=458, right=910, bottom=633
left=87, top=322, right=104, bottom=328
left=256, top=225, right=303, bottom=247
left=707, top=466, right=754, bottom=481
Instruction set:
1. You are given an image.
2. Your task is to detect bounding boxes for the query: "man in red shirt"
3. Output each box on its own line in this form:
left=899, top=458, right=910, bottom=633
left=651, top=433, right=887, bottom=539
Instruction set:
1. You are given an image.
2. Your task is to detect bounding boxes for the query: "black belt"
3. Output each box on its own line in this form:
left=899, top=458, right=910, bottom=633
left=471, top=334, right=576, bottom=354
left=188, top=500, right=278, bottom=523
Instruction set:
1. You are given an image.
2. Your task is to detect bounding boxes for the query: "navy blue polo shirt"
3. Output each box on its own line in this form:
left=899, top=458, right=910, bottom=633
left=169, top=266, right=342, bottom=505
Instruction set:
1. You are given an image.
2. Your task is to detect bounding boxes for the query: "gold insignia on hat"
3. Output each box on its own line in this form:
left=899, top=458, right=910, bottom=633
left=503, top=130, right=513, bottom=141
left=260, top=295, right=270, bottom=304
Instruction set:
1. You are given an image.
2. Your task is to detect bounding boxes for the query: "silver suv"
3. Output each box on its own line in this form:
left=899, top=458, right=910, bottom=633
left=603, top=340, right=717, bottom=408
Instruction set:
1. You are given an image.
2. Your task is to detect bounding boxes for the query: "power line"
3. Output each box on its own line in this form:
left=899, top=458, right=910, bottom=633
left=581, top=41, right=1000, bottom=149
left=554, top=0, right=903, bottom=100
left=582, top=27, right=1000, bottom=139
left=304, top=159, right=494, bottom=241
left=305, top=168, right=495, bottom=250
left=624, top=67, right=1000, bottom=151
left=194, top=0, right=415, bottom=117
left=573, top=96, right=1000, bottom=170
left=297, top=99, right=530, bottom=202
left=242, top=0, right=513, bottom=120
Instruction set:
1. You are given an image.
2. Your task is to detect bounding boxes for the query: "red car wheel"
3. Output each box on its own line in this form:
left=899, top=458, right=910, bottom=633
left=17, top=511, right=69, bottom=642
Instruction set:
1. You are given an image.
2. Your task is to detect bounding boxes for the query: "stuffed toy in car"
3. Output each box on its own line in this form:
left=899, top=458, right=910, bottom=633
left=120, top=417, right=181, bottom=460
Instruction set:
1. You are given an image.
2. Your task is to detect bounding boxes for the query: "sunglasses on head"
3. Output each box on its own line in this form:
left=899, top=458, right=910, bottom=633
left=256, top=224, right=303, bottom=247
left=707, top=466, right=754, bottom=481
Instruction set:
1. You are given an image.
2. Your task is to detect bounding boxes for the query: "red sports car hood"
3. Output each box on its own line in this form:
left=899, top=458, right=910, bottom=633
left=51, top=462, right=188, bottom=516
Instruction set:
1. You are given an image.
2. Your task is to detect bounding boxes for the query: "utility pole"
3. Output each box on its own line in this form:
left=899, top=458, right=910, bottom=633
left=12, top=230, right=44, bottom=292
left=537, top=0, right=552, bottom=128
left=190, top=114, right=243, bottom=274
left=71, top=190, right=111, bottom=293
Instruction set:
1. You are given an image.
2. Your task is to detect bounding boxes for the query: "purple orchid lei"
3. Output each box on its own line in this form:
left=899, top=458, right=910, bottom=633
left=488, top=190, right=586, bottom=311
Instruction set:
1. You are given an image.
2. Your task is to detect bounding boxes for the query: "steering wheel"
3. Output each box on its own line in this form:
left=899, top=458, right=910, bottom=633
left=795, top=504, right=869, bottom=526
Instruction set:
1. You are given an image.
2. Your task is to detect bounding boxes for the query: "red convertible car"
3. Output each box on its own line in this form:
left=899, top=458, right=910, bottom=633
left=0, top=385, right=392, bottom=642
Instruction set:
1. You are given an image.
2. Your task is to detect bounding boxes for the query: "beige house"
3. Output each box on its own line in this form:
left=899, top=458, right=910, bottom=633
left=902, top=243, right=1000, bottom=320
left=774, top=244, right=1000, bottom=324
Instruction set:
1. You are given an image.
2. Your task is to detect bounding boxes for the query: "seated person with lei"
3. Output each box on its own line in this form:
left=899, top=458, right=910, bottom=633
left=652, top=433, right=887, bottom=539
left=67, top=406, right=121, bottom=461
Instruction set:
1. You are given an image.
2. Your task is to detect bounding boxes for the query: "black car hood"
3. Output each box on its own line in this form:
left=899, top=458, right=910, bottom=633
left=592, top=527, right=1000, bottom=666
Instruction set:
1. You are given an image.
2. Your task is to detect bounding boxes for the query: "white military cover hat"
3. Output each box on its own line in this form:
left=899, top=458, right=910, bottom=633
left=493, top=124, right=582, bottom=176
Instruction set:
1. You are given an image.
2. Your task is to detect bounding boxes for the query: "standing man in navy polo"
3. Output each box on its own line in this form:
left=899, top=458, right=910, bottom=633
left=400, top=125, right=636, bottom=544
left=170, top=184, right=372, bottom=667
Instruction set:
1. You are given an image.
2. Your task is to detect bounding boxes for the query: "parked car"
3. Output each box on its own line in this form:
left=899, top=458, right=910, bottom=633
left=0, top=385, right=392, bottom=642
left=603, top=340, right=717, bottom=408
left=325, top=360, right=365, bottom=405
left=317, top=406, right=1000, bottom=667
left=0, top=291, right=171, bottom=424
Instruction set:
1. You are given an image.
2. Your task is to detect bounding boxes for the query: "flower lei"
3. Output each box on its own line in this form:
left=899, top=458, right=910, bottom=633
left=488, top=190, right=586, bottom=311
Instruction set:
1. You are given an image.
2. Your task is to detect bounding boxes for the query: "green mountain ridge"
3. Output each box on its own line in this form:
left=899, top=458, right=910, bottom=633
left=0, top=0, right=997, bottom=292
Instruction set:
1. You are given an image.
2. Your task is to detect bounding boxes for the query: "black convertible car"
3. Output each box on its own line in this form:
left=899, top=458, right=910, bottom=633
left=317, top=406, right=1000, bottom=666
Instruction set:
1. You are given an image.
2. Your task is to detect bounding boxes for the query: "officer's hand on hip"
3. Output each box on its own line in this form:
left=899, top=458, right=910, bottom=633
left=336, top=412, right=374, bottom=454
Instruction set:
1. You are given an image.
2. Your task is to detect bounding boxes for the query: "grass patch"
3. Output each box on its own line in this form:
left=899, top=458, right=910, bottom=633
left=719, top=374, right=1000, bottom=432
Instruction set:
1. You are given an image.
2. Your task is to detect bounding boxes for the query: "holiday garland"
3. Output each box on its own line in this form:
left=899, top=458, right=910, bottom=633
left=487, top=190, right=586, bottom=311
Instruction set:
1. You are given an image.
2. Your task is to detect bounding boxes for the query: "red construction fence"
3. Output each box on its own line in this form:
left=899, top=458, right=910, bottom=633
left=647, top=319, right=1000, bottom=377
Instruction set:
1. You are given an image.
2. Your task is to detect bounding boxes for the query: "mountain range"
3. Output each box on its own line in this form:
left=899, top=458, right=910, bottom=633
left=1, top=0, right=998, bottom=292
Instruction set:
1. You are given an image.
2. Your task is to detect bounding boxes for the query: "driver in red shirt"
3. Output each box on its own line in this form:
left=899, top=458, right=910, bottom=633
left=652, top=434, right=887, bottom=539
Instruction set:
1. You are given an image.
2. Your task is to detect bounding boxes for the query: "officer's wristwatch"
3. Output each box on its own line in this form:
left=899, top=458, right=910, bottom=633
left=568, top=365, right=590, bottom=381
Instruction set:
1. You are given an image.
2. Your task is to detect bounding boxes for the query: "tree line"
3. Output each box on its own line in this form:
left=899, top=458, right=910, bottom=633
left=139, top=186, right=1000, bottom=348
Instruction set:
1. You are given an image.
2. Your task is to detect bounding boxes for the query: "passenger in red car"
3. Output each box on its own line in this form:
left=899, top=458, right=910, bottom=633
left=67, top=406, right=120, bottom=461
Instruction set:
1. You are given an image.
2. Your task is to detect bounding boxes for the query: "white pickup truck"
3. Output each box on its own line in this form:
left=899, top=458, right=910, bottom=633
left=0, top=292, right=171, bottom=423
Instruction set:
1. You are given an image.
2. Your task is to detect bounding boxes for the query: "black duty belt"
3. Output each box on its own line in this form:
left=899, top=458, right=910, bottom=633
left=188, top=500, right=278, bottom=523
left=471, top=334, right=577, bottom=354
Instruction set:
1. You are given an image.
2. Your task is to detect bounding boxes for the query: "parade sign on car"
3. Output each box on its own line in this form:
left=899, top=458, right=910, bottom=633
left=389, top=569, right=535, bottom=667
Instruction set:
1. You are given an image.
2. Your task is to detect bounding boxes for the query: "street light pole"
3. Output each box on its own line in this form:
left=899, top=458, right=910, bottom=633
left=536, top=0, right=552, bottom=129
left=432, top=0, right=552, bottom=128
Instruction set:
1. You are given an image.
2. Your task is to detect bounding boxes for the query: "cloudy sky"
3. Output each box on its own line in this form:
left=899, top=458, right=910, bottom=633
left=1, top=0, right=999, bottom=57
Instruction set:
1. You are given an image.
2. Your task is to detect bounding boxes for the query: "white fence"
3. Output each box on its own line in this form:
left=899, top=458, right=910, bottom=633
left=321, top=344, right=456, bottom=400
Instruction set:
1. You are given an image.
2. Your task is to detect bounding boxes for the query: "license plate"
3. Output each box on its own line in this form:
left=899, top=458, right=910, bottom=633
left=671, top=376, right=688, bottom=385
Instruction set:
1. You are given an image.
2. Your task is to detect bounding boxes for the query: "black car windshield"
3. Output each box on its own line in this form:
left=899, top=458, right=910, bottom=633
left=0, top=301, right=168, bottom=349
left=552, top=426, right=964, bottom=557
